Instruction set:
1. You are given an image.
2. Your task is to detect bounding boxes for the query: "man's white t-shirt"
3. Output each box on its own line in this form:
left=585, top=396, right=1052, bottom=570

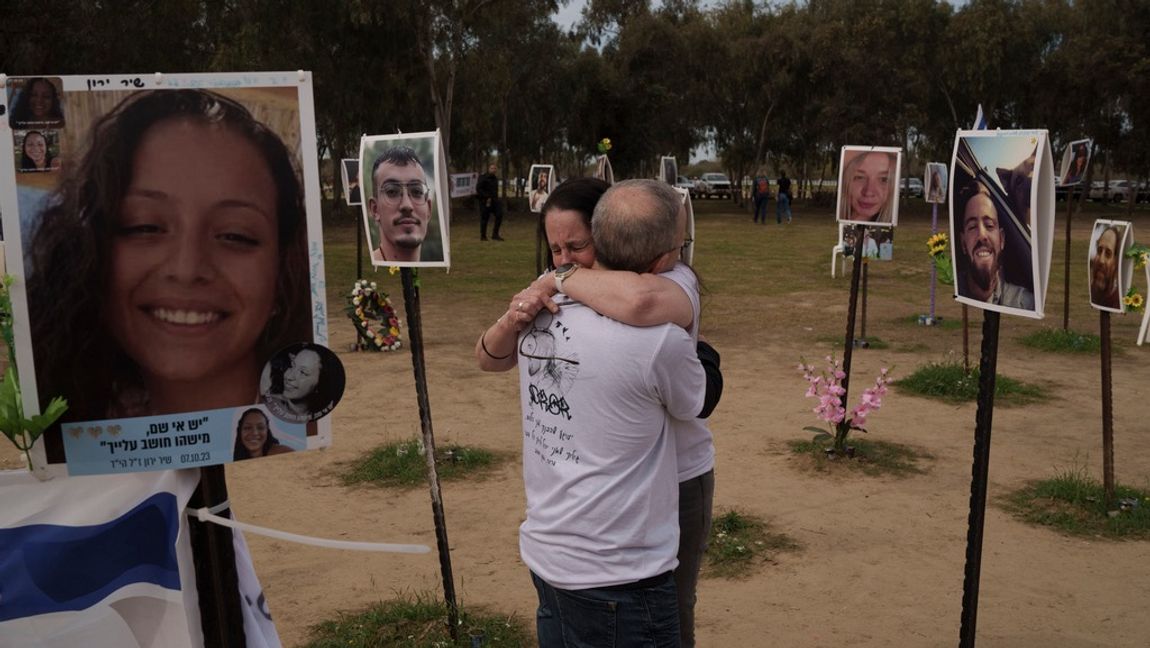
left=662, top=262, right=716, bottom=483
left=517, top=300, right=704, bottom=590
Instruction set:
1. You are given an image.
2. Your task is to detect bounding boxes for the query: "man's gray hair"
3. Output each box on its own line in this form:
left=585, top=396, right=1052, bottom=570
left=592, top=179, right=680, bottom=272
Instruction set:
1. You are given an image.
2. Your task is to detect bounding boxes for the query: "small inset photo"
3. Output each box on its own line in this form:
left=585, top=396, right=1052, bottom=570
left=7, top=76, right=66, bottom=129
left=233, top=406, right=298, bottom=461
left=528, top=164, right=555, bottom=213
left=14, top=129, right=62, bottom=173
left=261, top=343, right=346, bottom=423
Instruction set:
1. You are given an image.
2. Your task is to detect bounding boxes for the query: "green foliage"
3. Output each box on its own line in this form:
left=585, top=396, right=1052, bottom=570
left=788, top=438, right=930, bottom=478
left=341, top=439, right=504, bottom=489
left=0, top=367, right=68, bottom=469
left=894, top=361, right=1049, bottom=406
left=705, top=509, right=798, bottom=579
left=304, top=592, right=532, bottom=648
left=1019, top=328, right=1102, bottom=354
left=1004, top=467, right=1150, bottom=540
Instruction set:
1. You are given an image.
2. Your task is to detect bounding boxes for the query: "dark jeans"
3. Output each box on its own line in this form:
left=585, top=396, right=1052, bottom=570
left=753, top=196, right=770, bottom=223
left=675, top=470, right=714, bottom=648
left=531, top=570, right=681, bottom=648
left=776, top=192, right=792, bottom=223
left=480, top=198, right=503, bottom=238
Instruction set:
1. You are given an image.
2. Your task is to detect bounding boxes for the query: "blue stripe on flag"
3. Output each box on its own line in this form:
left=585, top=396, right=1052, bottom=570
left=0, top=492, right=182, bottom=621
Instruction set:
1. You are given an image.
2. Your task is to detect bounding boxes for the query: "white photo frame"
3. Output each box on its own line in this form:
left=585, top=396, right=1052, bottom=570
left=836, top=145, right=903, bottom=227
left=0, top=72, right=333, bottom=478
left=1058, top=138, right=1092, bottom=187
left=528, top=164, right=555, bottom=213
left=359, top=130, right=451, bottom=268
left=924, top=162, right=948, bottom=204
left=949, top=129, right=1054, bottom=319
left=341, top=157, right=362, bottom=206
left=1087, top=219, right=1133, bottom=313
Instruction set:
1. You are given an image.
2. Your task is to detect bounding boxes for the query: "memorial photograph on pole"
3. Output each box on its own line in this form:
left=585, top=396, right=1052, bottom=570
left=0, top=72, right=335, bottom=478
left=1087, top=219, right=1133, bottom=313
left=1059, top=138, right=1092, bottom=187
left=835, top=145, right=902, bottom=227
left=359, top=130, right=451, bottom=268
left=925, top=162, right=948, bottom=204
left=528, top=163, right=555, bottom=213
left=341, top=157, right=361, bottom=206
left=949, top=129, right=1055, bottom=319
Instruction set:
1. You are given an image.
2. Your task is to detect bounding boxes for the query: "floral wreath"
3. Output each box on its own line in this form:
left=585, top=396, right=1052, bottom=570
left=346, top=279, right=402, bottom=351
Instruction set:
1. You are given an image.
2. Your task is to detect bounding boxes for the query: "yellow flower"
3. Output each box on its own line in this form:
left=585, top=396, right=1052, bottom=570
left=389, top=266, right=399, bottom=275
left=1133, top=293, right=1144, bottom=309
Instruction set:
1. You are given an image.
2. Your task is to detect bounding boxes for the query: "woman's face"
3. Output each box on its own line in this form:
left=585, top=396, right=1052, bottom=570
left=239, top=411, right=269, bottom=455
left=23, top=133, right=47, bottom=166
left=848, top=153, right=892, bottom=220
left=28, top=80, right=56, bottom=120
left=545, top=208, right=595, bottom=268
left=105, top=118, right=280, bottom=398
left=283, top=349, right=321, bottom=400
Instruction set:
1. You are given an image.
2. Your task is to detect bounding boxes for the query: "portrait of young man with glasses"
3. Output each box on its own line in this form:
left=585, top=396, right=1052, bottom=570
left=365, top=142, right=444, bottom=264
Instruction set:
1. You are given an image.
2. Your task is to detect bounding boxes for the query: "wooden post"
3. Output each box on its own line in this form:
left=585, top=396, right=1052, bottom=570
left=959, top=310, right=1001, bottom=648
left=399, top=268, right=460, bottom=640
left=930, top=203, right=938, bottom=321
left=860, top=260, right=869, bottom=342
left=188, top=465, right=246, bottom=648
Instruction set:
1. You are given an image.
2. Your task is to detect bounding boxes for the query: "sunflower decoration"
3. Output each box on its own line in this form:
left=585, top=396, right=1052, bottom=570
left=925, top=232, right=954, bottom=285
left=1123, top=287, right=1145, bottom=313
left=597, top=137, right=612, bottom=154
left=346, top=279, right=402, bottom=351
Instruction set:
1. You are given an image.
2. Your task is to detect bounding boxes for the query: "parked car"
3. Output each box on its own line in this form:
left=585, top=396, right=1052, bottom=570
left=695, top=172, right=732, bottom=199
left=1089, top=180, right=1130, bottom=202
left=900, top=177, right=924, bottom=198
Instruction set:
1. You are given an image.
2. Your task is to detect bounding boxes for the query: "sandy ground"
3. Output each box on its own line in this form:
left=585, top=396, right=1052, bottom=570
left=4, top=210, right=1149, bottom=647
left=223, top=247, right=1150, bottom=648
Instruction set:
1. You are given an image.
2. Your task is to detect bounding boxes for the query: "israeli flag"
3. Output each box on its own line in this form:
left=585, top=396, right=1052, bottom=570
left=0, top=469, right=281, bottom=648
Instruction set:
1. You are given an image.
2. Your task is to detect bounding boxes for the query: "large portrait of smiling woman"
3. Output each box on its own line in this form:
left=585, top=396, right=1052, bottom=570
left=0, top=73, right=333, bottom=477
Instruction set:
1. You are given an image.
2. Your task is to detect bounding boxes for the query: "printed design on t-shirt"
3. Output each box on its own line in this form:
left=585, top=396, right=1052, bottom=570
left=522, top=310, right=582, bottom=467
left=520, top=310, right=579, bottom=421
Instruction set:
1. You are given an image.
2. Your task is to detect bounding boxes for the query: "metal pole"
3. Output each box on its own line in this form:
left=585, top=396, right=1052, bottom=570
left=841, top=225, right=866, bottom=411
left=399, top=269, right=460, bottom=640
left=1100, top=311, right=1115, bottom=506
left=188, top=465, right=247, bottom=648
left=355, top=203, right=364, bottom=280
left=1063, top=187, right=1075, bottom=330
left=958, top=310, right=1001, bottom=648
left=860, top=260, right=869, bottom=342
left=930, top=203, right=938, bottom=321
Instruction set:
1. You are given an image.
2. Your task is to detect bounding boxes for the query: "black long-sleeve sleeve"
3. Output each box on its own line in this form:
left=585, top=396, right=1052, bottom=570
left=696, top=340, right=723, bottom=419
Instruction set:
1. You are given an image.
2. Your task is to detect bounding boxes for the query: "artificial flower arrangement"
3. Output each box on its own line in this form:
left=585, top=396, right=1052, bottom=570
left=0, top=276, right=68, bottom=468
left=597, top=137, right=612, bottom=154
left=798, top=356, right=892, bottom=456
left=346, top=279, right=402, bottom=351
left=926, top=232, right=954, bottom=285
left=1123, top=244, right=1148, bottom=312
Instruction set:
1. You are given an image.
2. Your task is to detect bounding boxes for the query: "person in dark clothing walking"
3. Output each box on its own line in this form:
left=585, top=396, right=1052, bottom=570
left=477, top=162, right=504, bottom=240
left=776, top=172, right=792, bottom=224
left=751, top=172, right=771, bottom=224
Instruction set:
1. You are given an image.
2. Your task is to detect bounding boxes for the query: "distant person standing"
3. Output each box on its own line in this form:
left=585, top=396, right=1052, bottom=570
left=477, top=163, right=504, bottom=241
left=751, top=171, right=771, bottom=224
left=776, top=171, right=792, bottom=224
